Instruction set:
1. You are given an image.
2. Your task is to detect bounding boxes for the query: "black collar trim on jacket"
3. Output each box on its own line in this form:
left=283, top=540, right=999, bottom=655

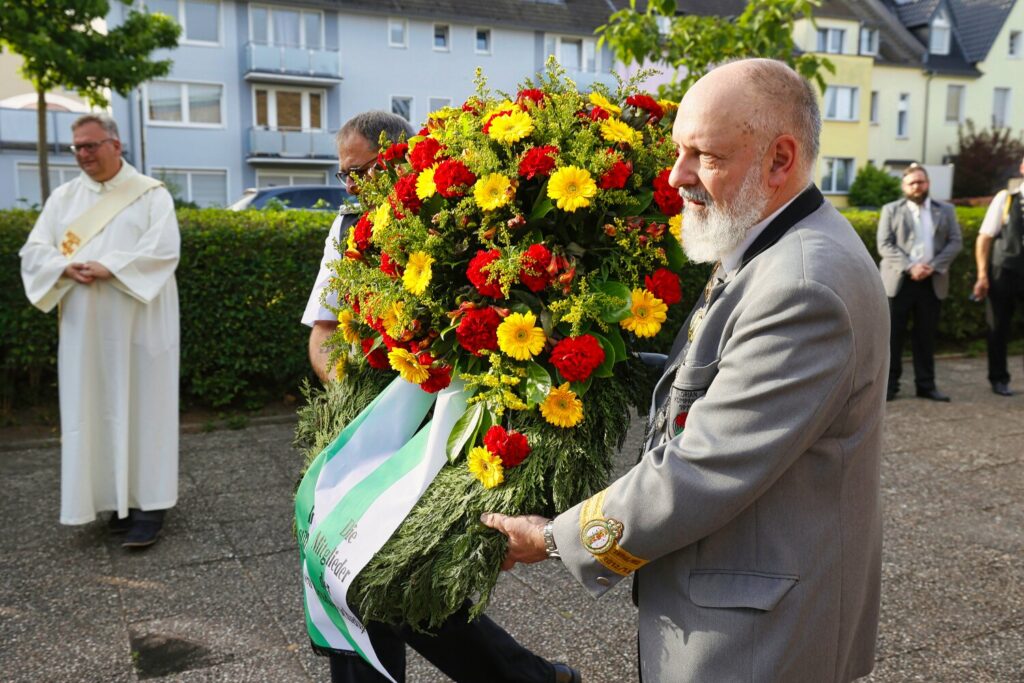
left=739, top=185, right=825, bottom=271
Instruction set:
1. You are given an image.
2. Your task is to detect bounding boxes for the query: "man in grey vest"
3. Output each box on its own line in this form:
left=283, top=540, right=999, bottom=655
left=483, top=59, right=889, bottom=682
left=877, top=164, right=963, bottom=401
left=972, top=154, right=1024, bottom=396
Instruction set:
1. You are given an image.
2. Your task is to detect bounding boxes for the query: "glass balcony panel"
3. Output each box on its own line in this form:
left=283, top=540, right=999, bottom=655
left=246, top=42, right=341, bottom=79
left=248, top=128, right=334, bottom=159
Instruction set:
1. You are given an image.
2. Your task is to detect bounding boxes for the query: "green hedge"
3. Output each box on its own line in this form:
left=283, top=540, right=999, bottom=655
left=0, top=205, right=997, bottom=411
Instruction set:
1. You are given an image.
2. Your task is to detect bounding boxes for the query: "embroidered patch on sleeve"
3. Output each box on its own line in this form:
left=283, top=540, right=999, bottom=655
left=577, top=490, right=648, bottom=576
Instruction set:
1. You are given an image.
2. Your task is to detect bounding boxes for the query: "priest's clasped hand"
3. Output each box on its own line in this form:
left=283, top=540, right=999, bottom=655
left=480, top=513, right=549, bottom=570
left=64, top=261, right=112, bottom=284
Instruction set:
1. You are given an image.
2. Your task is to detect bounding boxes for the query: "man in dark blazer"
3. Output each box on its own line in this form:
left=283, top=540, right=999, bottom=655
left=877, top=164, right=963, bottom=401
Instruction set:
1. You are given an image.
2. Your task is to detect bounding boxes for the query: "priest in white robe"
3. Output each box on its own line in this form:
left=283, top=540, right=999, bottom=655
left=19, top=113, right=180, bottom=548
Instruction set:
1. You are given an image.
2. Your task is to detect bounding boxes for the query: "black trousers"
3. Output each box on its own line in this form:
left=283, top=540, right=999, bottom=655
left=888, top=277, right=942, bottom=392
left=986, top=267, right=1024, bottom=385
left=327, top=600, right=555, bottom=683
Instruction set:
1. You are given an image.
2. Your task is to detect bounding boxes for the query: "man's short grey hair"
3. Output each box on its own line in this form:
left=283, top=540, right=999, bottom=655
left=71, top=113, right=120, bottom=139
left=336, top=111, right=414, bottom=150
left=714, top=59, right=821, bottom=179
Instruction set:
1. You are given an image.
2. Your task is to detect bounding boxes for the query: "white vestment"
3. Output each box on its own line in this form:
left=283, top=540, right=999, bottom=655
left=19, top=162, right=180, bottom=525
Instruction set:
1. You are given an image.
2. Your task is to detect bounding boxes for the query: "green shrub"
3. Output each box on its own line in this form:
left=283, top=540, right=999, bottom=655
left=0, top=204, right=1004, bottom=412
left=848, top=163, right=902, bottom=208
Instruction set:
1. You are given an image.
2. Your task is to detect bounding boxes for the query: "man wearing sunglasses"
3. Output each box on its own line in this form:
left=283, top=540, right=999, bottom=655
left=301, top=111, right=580, bottom=683
left=19, top=113, right=180, bottom=549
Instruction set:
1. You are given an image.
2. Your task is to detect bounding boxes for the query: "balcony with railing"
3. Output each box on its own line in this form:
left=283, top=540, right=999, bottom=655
left=0, top=108, right=82, bottom=152
left=246, top=127, right=335, bottom=163
left=244, top=42, right=342, bottom=84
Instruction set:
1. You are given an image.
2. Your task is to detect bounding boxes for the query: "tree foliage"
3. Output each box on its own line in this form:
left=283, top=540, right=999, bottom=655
left=598, top=0, right=834, bottom=102
left=949, top=119, right=1024, bottom=199
left=847, top=163, right=902, bottom=208
left=0, top=0, right=180, bottom=199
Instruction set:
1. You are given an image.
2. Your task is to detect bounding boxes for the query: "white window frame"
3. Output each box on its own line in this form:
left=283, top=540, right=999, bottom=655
left=475, top=27, right=492, bottom=55
left=433, top=23, right=450, bottom=52
left=252, top=84, right=327, bottom=131
left=945, top=84, right=965, bottom=124
left=993, top=87, right=1012, bottom=128
left=816, top=27, right=846, bottom=54
left=149, top=0, right=223, bottom=47
left=821, top=157, right=855, bottom=194
left=145, top=80, right=226, bottom=128
left=1010, top=30, right=1022, bottom=58
left=824, top=86, right=860, bottom=122
left=152, top=166, right=230, bottom=207
left=388, top=17, right=408, bottom=48
left=548, top=35, right=601, bottom=73
left=860, top=27, right=879, bottom=56
left=391, top=95, right=414, bottom=122
left=255, top=169, right=328, bottom=186
left=14, top=162, right=79, bottom=205
left=897, top=92, right=910, bottom=139
left=870, top=90, right=879, bottom=125
left=248, top=5, right=325, bottom=49
left=930, top=9, right=951, bottom=55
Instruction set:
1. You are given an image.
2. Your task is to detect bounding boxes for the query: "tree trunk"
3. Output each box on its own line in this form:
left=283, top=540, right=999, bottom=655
left=36, top=86, right=51, bottom=203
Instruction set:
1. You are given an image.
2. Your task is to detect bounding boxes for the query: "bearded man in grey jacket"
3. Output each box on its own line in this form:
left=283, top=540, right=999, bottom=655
left=484, top=59, right=889, bottom=682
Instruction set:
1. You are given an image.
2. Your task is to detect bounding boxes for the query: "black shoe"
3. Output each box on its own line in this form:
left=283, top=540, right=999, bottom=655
left=553, top=662, right=582, bottom=683
left=107, top=513, right=132, bottom=535
left=122, top=521, right=162, bottom=548
left=886, top=391, right=897, bottom=402
left=915, top=388, right=950, bottom=402
left=992, top=382, right=1013, bottom=397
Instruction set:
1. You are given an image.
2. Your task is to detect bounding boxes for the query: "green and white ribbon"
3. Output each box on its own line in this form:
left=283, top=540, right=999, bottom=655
left=295, top=377, right=469, bottom=681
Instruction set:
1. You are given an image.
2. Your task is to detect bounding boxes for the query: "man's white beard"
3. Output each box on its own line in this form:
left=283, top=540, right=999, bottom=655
left=679, top=167, right=771, bottom=264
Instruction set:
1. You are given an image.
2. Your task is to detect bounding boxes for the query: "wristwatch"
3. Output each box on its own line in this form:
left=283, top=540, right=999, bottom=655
left=543, top=519, right=560, bottom=560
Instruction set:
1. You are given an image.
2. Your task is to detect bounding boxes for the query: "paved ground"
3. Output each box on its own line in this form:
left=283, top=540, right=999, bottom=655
left=1, top=356, right=1022, bottom=682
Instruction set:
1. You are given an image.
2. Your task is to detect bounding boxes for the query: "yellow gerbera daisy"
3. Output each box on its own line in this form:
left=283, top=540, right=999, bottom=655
left=600, top=118, right=642, bottom=147
left=540, top=383, right=584, bottom=428
left=473, top=173, right=513, bottom=211
left=488, top=110, right=534, bottom=144
left=620, top=288, right=668, bottom=338
left=547, top=166, right=597, bottom=212
left=496, top=311, right=546, bottom=360
left=416, top=164, right=438, bottom=200
left=669, top=213, right=682, bottom=240
left=588, top=91, right=622, bottom=115
left=338, top=308, right=360, bottom=344
left=403, top=252, right=434, bottom=295
left=382, top=301, right=405, bottom=337
left=373, top=203, right=391, bottom=230
left=467, top=446, right=505, bottom=488
left=658, top=98, right=679, bottom=114
left=388, top=348, right=430, bottom=384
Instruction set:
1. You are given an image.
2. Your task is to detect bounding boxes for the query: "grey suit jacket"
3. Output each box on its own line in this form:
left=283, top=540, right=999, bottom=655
left=876, top=197, right=962, bottom=299
left=553, top=197, right=889, bottom=682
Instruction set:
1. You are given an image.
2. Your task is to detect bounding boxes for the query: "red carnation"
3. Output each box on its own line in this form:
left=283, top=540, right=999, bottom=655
left=394, top=173, right=422, bottom=214
left=519, top=244, right=553, bottom=293
left=467, top=249, right=504, bottom=298
left=483, top=425, right=531, bottom=468
left=599, top=160, right=632, bottom=190
left=462, top=98, right=483, bottom=114
left=378, top=141, right=408, bottom=165
left=456, top=306, right=503, bottom=355
left=516, top=89, right=546, bottom=107
left=518, top=145, right=559, bottom=180
left=482, top=110, right=512, bottom=134
left=653, top=168, right=683, bottom=216
left=586, top=106, right=611, bottom=121
left=410, top=138, right=444, bottom=172
left=361, top=338, right=389, bottom=370
left=421, top=363, right=453, bottom=393
left=434, top=159, right=477, bottom=198
left=549, top=334, right=606, bottom=383
left=352, top=213, right=373, bottom=251
left=380, top=252, right=400, bottom=278
left=626, top=94, right=665, bottom=123
left=645, top=268, right=682, bottom=306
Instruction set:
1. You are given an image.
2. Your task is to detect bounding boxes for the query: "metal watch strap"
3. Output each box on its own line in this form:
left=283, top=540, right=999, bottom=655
left=543, top=520, right=560, bottom=560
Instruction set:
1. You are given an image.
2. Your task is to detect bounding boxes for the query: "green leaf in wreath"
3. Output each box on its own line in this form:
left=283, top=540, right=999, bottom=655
left=620, top=188, right=654, bottom=216
left=439, top=323, right=459, bottom=340
left=590, top=332, right=617, bottom=378
left=528, top=190, right=555, bottom=223
left=602, top=325, right=628, bottom=362
left=523, top=361, right=553, bottom=406
left=570, top=374, right=594, bottom=395
left=594, top=280, right=632, bottom=323
left=663, top=229, right=686, bottom=270
left=446, top=402, right=483, bottom=463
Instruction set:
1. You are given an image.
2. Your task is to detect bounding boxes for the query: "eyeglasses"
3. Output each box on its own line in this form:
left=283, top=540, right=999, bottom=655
left=70, top=139, right=115, bottom=155
left=335, top=158, right=377, bottom=184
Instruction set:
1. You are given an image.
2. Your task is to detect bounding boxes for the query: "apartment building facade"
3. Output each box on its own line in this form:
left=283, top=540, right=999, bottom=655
left=0, top=0, right=616, bottom=209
